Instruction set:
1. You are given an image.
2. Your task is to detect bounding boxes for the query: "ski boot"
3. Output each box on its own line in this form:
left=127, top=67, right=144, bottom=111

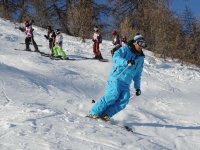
left=61, top=56, right=69, bottom=60
left=24, top=48, right=31, bottom=51
left=86, top=114, right=100, bottom=119
left=101, top=114, right=110, bottom=121
left=98, top=54, right=103, bottom=60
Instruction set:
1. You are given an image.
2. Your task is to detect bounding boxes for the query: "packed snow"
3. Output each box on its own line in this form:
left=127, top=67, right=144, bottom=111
left=0, top=18, right=200, bottom=150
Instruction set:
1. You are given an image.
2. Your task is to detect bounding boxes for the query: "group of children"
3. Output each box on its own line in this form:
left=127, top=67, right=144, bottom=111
left=44, top=26, right=67, bottom=59
left=19, top=20, right=128, bottom=60
left=19, top=19, right=67, bottom=60
left=111, top=30, right=127, bottom=56
left=92, top=26, right=128, bottom=60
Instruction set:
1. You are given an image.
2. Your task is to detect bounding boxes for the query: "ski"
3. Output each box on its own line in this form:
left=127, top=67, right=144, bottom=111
left=14, top=48, right=52, bottom=57
left=86, top=115, right=134, bottom=133
left=87, top=99, right=134, bottom=133
left=14, top=48, right=37, bottom=52
left=63, top=108, right=134, bottom=134
left=77, top=56, right=109, bottom=62
left=40, top=52, right=51, bottom=57
left=13, top=49, right=108, bottom=61
left=49, top=56, right=75, bottom=61
left=117, top=125, right=134, bottom=133
left=99, top=59, right=109, bottom=62
left=20, top=43, right=42, bottom=47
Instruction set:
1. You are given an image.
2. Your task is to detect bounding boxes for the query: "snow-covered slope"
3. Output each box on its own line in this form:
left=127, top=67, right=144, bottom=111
left=0, top=18, right=200, bottom=150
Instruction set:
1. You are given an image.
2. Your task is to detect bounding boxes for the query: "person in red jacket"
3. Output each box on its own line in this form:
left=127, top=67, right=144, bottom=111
left=111, top=30, right=120, bottom=46
left=92, top=26, right=103, bottom=59
left=111, top=30, right=121, bottom=56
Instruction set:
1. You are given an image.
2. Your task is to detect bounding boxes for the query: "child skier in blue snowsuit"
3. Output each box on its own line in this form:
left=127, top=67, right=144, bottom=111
left=87, top=35, right=147, bottom=121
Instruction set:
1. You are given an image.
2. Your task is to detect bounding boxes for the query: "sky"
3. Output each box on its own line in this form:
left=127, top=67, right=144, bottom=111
left=0, top=18, right=200, bottom=150
left=171, top=0, right=200, bottom=18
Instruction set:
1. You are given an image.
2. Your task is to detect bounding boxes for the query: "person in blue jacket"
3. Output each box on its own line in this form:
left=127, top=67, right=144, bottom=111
left=87, top=34, right=147, bottom=121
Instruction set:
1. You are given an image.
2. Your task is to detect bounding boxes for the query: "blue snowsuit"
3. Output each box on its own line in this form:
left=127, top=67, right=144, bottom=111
left=89, top=45, right=144, bottom=117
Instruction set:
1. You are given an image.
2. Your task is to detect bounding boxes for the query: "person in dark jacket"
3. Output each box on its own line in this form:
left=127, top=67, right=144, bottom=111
left=44, top=26, right=56, bottom=55
left=19, top=19, right=39, bottom=52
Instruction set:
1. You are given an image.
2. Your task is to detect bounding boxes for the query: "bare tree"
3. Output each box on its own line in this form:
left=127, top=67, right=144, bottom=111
left=28, top=0, right=51, bottom=27
left=0, top=0, right=11, bottom=19
left=67, top=0, right=107, bottom=41
left=49, top=0, right=70, bottom=34
left=1, top=0, right=200, bottom=66
left=17, top=0, right=26, bottom=22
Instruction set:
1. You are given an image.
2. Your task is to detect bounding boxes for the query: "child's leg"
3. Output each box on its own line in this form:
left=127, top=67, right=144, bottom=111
left=57, top=46, right=67, bottom=58
left=53, top=46, right=59, bottom=56
left=25, top=37, right=31, bottom=50
left=31, top=37, right=39, bottom=52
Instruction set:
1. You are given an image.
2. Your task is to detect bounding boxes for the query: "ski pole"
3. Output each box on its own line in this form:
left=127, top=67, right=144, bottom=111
left=91, top=65, right=130, bottom=104
left=129, top=95, right=134, bottom=100
left=114, top=65, right=130, bottom=80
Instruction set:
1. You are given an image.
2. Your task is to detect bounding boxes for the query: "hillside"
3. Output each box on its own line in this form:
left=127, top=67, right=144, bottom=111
left=0, top=18, right=200, bottom=150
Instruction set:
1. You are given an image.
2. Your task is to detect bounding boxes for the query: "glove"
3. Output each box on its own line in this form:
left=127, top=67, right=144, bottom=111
left=136, top=89, right=141, bottom=96
left=19, top=27, right=25, bottom=32
left=127, top=60, right=135, bottom=66
left=44, top=35, right=48, bottom=39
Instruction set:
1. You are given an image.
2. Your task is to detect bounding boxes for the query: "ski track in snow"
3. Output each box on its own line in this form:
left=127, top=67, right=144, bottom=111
left=0, top=18, right=200, bottom=150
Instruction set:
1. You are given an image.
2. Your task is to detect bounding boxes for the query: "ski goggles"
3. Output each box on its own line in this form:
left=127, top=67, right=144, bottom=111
left=136, top=40, right=147, bottom=48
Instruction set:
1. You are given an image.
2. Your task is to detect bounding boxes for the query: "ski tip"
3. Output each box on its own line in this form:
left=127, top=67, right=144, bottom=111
left=99, top=59, right=109, bottom=62
left=124, top=126, right=134, bottom=132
